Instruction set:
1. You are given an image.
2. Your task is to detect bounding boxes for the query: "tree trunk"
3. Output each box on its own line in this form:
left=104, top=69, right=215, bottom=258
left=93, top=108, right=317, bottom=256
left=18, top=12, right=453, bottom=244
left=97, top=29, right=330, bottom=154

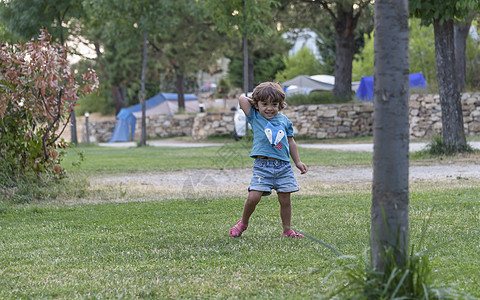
left=176, top=73, right=185, bottom=111
left=454, top=18, right=473, bottom=92
left=70, top=110, right=78, bottom=145
left=433, top=19, right=467, bottom=152
left=248, top=39, right=254, bottom=92
left=112, top=86, right=127, bottom=115
left=243, top=33, right=250, bottom=138
left=333, top=5, right=355, bottom=100
left=371, top=0, right=410, bottom=272
left=140, top=31, right=148, bottom=146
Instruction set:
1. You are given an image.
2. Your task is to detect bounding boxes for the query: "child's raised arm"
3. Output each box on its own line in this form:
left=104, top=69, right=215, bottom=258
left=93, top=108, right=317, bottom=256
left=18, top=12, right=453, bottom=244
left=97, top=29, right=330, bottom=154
left=238, top=94, right=255, bottom=117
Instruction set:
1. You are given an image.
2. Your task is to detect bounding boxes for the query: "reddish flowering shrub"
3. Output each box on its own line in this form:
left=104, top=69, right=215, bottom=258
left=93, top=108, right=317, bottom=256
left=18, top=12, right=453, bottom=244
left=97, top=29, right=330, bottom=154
left=0, top=29, right=99, bottom=177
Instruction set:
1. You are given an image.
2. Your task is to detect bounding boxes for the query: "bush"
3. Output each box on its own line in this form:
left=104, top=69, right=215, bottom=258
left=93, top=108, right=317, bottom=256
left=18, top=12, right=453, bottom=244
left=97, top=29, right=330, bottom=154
left=286, top=91, right=351, bottom=106
left=0, top=29, right=98, bottom=178
left=424, top=135, right=474, bottom=156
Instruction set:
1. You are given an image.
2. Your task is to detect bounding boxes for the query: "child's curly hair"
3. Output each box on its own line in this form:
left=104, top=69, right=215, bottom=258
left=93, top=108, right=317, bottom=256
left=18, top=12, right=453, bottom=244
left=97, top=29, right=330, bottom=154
left=251, top=82, right=287, bottom=110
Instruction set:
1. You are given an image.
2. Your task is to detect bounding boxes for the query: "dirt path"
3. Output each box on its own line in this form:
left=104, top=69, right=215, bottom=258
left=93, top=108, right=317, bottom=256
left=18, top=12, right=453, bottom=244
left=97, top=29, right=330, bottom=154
left=89, top=163, right=480, bottom=201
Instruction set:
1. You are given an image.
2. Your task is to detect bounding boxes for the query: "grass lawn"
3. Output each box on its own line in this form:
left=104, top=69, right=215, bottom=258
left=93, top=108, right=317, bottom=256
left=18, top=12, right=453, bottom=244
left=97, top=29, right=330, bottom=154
left=1, top=142, right=479, bottom=298
left=60, top=142, right=374, bottom=174
left=1, top=185, right=479, bottom=298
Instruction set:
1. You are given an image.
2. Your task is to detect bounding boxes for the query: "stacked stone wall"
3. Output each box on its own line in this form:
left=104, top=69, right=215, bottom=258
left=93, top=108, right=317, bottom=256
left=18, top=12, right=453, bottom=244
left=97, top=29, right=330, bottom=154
left=84, top=93, right=480, bottom=142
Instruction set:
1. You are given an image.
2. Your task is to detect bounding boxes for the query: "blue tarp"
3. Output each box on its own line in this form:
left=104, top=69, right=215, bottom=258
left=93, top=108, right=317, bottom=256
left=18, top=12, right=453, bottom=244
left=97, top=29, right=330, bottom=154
left=354, top=72, right=427, bottom=101
left=109, top=92, right=198, bottom=142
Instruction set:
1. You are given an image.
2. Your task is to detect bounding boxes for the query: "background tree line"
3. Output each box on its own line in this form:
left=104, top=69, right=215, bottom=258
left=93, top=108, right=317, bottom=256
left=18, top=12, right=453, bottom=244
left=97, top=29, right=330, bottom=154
left=1, top=0, right=479, bottom=151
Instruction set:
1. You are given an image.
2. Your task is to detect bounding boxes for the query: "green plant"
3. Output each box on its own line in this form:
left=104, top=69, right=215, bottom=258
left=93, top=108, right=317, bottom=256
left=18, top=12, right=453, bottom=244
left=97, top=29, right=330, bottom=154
left=0, top=29, right=98, bottom=178
left=216, top=78, right=230, bottom=98
left=423, top=135, right=474, bottom=156
left=321, top=215, right=470, bottom=299
left=275, top=47, right=324, bottom=82
left=286, top=91, right=350, bottom=106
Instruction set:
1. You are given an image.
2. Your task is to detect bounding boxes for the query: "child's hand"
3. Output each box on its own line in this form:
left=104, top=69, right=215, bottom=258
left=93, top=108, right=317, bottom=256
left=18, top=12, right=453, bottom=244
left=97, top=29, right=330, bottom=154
left=295, top=161, right=308, bottom=174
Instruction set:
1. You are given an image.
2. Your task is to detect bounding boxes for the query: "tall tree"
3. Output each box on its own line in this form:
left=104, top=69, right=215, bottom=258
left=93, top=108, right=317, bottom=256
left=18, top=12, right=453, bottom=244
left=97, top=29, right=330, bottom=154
left=371, top=0, right=410, bottom=272
left=0, top=0, right=85, bottom=144
left=206, top=0, right=277, bottom=93
left=157, top=0, right=228, bottom=111
left=299, top=0, right=373, bottom=100
left=206, top=0, right=278, bottom=138
left=84, top=0, right=175, bottom=146
left=410, top=0, right=479, bottom=153
left=454, top=13, right=476, bottom=91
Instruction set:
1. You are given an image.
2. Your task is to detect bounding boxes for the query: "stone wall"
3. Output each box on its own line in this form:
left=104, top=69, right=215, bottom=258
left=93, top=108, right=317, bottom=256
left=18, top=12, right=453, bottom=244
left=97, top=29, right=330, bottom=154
left=409, top=93, right=480, bottom=138
left=133, top=114, right=196, bottom=140
left=281, top=103, right=374, bottom=139
left=85, top=93, right=480, bottom=142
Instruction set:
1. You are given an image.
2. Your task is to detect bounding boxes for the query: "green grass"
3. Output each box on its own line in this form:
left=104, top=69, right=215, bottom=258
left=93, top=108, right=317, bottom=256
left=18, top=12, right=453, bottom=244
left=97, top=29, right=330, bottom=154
left=0, top=186, right=479, bottom=298
left=2, top=139, right=480, bottom=298
left=61, top=143, right=374, bottom=174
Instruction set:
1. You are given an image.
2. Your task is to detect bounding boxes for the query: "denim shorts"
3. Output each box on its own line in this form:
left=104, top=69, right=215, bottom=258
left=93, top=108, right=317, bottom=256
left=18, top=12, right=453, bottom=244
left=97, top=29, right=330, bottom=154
left=248, top=158, right=299, bottom=196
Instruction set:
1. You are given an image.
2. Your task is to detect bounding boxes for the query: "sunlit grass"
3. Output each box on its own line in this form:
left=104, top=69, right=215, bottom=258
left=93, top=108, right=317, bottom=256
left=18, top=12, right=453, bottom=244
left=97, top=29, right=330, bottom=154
left=60, top=143, right=374, bottom=174
left=0, top=185, right=479, bottom=298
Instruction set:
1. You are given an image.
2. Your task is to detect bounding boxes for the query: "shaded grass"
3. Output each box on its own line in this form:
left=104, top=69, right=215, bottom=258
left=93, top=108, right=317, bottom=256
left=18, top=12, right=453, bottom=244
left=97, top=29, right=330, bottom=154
left=0, top=186, right=479, bottom=298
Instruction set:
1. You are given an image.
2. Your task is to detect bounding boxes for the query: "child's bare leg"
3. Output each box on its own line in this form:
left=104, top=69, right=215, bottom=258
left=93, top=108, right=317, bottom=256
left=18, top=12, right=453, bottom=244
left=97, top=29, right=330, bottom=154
left=241, top=190, right=263, bottom=226
left=277, top=192, right=292, bottom=233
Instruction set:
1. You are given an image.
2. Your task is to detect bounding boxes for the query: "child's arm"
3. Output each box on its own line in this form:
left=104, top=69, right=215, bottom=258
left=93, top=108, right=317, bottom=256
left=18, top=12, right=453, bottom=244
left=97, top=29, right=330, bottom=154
left=238, top=94, right=255, bottom=117
left=288, top=137, right=307, bottom=174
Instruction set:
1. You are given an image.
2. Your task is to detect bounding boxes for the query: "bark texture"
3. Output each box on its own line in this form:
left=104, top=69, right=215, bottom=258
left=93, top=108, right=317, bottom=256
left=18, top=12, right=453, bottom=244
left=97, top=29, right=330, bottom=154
left=176, top=73, right=185, bottom=110
left=371, top=0, right=410, bottom=272
left=454, top=19, right=472, bottom=92
left=112, top=86, right=127, bottom=115
left=333, top=5, right=355, bottom=100
left=434, top=19, right=467, bottom=151
left=140, top=32, right=148, bottom=146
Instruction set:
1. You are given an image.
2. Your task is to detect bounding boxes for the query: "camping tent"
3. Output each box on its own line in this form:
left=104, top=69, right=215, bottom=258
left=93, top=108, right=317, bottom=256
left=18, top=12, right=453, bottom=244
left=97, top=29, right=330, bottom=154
left=282, top=74, right=360, bottom=95
left=109, top=92, right=199, bottom=142
left=127, top=92, right=199, bottom=118
left=109, top=108, right=136, bottom=142
left=282, top=75, right=334, bottom=95
left=354, top=73, right=427, bottom=101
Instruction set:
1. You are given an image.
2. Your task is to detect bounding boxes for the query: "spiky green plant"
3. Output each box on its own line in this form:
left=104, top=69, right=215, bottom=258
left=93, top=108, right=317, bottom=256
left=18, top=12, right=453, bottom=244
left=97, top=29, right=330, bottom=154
left=425, top=135, right=474, bottom=156
left=301, top=215, right=472, bottom=299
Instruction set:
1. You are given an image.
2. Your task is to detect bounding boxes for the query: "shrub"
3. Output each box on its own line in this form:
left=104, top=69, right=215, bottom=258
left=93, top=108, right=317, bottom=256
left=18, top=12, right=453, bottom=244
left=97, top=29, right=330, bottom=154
left=0, top=29, right=98, bottom=179
left=286, top=91, right=351, bottom=106
left=424, top=135, right=474, bottom=156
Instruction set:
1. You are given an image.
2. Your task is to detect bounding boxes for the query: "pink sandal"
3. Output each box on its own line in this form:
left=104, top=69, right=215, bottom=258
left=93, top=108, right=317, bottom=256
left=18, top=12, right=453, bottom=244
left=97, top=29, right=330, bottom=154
left=283, top=229, right=304, bottom=238
left=229, top=220, right=248, bottom=237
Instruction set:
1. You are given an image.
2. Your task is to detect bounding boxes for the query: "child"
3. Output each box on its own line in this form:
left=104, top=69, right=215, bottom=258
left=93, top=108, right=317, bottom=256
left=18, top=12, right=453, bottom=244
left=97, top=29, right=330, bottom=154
left=229, top=82, right=308, bottom=238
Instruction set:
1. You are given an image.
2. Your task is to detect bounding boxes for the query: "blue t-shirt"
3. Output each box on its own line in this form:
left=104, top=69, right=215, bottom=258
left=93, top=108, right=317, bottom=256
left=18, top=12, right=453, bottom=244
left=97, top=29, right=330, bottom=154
left=246, top=107, right=294, bottom=162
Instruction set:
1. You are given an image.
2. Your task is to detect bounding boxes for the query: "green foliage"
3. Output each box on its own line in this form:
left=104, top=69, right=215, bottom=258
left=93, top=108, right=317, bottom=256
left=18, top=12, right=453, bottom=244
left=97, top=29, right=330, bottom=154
left=353, top=19, right=438, bottom=89
left=325, top=243, right=466, bottom=299
left=352, top=33, right=374, bottom=81
left=419, top=135, right=475, bottom=156
left=216, top=78, right=231, bottom=98
left=286, top=91, right=349, bottom=106
left=0, top=0, right=84, bottom=43
left=465, top=27, right=480, bottom=90
left=409, top=19, right=438, bottom=88
left=76, top=87, right=115, bottom=116
left=275, top=47, right=324, bottom=82
left=410, top=0, right=479, bottom=25
left=227, top=32, right=290, bottom=88
left=204, top=0, right=278, bottom=39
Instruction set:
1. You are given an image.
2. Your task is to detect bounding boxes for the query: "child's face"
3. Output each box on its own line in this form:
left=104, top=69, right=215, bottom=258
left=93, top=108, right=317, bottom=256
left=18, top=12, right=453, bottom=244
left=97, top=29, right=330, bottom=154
left=257, top=100, right=279, bottom=119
